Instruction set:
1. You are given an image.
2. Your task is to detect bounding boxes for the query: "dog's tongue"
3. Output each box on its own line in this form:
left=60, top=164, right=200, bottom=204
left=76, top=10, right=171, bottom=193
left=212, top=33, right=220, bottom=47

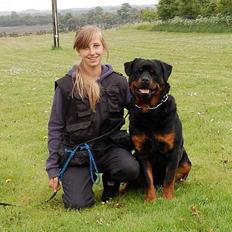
left=139, top=89, right=150, bottom=94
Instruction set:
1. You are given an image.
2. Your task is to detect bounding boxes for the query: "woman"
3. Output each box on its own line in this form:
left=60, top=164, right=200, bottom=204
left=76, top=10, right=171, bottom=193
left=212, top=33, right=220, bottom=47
left=46, top=25, right=139, bottom=209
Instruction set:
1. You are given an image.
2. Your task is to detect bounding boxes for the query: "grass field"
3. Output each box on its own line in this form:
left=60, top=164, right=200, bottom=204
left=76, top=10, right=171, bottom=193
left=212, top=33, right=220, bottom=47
left=0, top=27, right=232, bottom=232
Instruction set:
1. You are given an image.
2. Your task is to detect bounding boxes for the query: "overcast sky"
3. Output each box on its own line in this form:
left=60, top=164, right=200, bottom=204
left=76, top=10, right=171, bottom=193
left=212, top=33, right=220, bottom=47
left=0, top=0, right=158, bottom=12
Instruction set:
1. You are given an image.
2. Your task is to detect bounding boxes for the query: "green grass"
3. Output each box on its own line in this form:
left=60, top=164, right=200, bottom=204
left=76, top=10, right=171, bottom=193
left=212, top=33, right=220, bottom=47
left=0, top=28, right=232, bottom=231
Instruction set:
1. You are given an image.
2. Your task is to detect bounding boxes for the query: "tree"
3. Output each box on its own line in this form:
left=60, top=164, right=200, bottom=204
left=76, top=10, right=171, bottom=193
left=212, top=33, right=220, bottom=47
left=157, top=0, right=178, bottom=20
left=102, top=12, right=119, bottom=28
left=117, top=3, right=138, bottom=24
left=157, top=0, right=218, bottom=20
left=87, top=7, right=104, bottom=26
left=175, top=0, right=201, bottom=19
left=59, top=13, right=78, bottom=31
left=139, top=8, right=158, bottom=22
left=200, top=0, right=217, bottom=17
left=217, top=0, right=232, bottom=15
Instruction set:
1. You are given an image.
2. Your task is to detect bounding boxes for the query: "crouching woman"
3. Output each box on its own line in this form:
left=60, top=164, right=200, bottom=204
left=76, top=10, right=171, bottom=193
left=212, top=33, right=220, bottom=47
left=46, top=25, right=139, bottom=209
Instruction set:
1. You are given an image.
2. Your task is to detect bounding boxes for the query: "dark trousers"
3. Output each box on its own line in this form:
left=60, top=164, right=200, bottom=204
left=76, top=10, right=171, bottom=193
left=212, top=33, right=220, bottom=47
left=61, top=147, right=139, bottom=209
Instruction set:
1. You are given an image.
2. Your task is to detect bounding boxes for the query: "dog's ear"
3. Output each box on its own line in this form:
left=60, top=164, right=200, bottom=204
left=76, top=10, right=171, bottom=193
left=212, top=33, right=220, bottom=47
left=153, top=60, right=172, bottom=81
left=124, top=58, right=140, bottom=76
left=159, top=60, right=172, bottom=81
left=124, top=61, right=133, bottom=76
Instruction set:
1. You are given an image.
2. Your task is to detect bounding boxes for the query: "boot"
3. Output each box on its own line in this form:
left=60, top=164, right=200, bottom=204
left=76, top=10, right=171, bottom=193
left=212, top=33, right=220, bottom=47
left=101, top=173, right=120, bottom=203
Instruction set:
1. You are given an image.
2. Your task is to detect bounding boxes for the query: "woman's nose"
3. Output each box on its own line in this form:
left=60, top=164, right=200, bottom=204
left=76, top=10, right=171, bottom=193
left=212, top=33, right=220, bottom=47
left=89, top=46, right=95, bottom=54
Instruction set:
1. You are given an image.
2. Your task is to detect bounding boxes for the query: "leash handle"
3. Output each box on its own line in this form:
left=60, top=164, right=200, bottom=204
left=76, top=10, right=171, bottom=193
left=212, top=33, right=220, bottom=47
left=58, top=143, right=100, bottom=184
left=58, top=145, right=80, bottom=180
left=82, top=143, right=100, bottom=184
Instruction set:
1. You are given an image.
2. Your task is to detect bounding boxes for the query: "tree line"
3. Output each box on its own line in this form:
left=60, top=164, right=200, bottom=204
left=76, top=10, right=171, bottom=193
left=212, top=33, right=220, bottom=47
left=0, top=3, right=140, bottom=30
left=0, top=11, right=51, bottom=27
left=156, top=0, right=232, bottom=20
left=59, top=4, right=139, bottom=31
left=0, top=1, right=231, bottom=31
left=140, top=0, right=232, bottom=33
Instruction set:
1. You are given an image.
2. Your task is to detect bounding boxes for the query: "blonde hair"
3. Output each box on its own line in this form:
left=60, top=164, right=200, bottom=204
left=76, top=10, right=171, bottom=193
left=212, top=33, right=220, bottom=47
left=72, top=25, right=108, bottom=111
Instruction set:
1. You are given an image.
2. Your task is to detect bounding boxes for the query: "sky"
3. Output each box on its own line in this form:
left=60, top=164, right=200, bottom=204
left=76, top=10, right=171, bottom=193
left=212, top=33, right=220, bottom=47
left=0, top=0, right=158, bottom=12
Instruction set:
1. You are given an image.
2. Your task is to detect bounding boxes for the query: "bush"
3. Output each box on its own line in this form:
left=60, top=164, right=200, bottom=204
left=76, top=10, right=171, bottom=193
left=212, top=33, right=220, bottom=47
left=147, top=15, right=232, bottom=33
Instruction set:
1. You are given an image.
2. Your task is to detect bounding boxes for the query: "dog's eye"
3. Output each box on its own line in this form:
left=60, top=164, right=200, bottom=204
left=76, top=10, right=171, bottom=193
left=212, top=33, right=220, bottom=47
left=150, top=70, right=155, bottom=74
left=138, top=68, right=143, bottom=73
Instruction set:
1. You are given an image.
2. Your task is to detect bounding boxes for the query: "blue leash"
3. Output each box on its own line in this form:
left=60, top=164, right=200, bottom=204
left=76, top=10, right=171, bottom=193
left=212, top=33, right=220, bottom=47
left=84, top=143, right=100, bottom=183
left=58, top=143, right=100, bottom=183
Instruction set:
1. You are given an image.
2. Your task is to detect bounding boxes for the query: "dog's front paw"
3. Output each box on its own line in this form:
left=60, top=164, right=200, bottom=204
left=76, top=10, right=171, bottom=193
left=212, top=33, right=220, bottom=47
left=163, top=181, right=174, bottom=200
left=145, top=189, right=156, bottom=202
left=162, top=188, right=173, bottom=200
left=145, top=195, right=156, bottom=202
left=162, top=190, right=173, bottom=200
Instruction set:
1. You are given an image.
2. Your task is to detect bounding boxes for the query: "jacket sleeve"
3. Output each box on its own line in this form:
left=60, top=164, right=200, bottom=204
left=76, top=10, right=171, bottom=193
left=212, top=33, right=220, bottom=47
left=46, top=87, right=66, bottom=179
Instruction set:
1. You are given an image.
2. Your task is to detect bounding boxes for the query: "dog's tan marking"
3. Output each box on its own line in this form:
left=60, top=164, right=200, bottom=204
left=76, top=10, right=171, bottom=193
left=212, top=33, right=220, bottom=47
left=129, top=81, right=137, bottom=94
left=149, top=85, right=162, bottom=107
left=163, top=178, right=175, bottom=200
left=154, top=132, right=175, bottom=152
left=175, top=161, right=192, bottom=182
left=141, top=106, right=149, bottom=113
left=131, top=134, right=148, bottom=152
left=145, top=161, right=156, bottom=201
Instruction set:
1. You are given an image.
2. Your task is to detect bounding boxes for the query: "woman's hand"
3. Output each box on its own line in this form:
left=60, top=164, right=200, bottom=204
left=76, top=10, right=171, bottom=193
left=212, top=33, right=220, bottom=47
left=49, top=177, right=61, bottom=192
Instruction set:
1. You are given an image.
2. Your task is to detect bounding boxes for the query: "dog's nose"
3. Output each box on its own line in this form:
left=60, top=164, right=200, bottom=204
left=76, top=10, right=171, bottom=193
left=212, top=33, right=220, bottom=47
left=142, top=76, right=149, bottom=83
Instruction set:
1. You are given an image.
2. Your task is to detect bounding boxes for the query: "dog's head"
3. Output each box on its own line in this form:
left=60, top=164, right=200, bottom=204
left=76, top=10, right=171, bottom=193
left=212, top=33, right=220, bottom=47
left=124, top=58, right=172, bottom=108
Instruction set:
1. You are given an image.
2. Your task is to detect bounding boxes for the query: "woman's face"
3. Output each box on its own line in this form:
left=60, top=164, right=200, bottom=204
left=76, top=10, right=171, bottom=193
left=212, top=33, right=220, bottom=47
left=78, top=34, right=104, bottom=68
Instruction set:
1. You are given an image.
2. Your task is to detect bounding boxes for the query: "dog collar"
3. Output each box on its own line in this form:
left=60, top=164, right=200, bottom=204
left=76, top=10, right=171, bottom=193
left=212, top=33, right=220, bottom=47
left=135, top=94, right=169, bottom=110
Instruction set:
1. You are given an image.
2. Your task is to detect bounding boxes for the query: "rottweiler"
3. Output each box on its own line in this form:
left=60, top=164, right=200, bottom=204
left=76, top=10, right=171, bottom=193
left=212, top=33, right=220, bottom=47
left=124, top=58, right=192, bottom=201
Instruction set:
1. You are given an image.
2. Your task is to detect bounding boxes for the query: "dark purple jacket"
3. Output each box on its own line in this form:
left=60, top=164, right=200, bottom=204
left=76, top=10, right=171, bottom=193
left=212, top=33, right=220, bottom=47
left=46, top=65, right=131, bottom=179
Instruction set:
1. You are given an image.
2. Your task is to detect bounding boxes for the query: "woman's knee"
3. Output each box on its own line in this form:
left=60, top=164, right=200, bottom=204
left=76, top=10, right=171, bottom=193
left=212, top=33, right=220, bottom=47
left=63, top=194, right=95, bottom=209
left=61, top=166, right=95, bottom=209
left=111, top=159, right=140, bottom=181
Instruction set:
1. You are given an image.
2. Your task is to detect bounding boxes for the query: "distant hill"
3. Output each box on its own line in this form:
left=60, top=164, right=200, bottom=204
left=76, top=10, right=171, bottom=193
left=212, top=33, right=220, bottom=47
left=0, top=4, right=154, bottom=16
left=0, top=4, right=155, bottom=35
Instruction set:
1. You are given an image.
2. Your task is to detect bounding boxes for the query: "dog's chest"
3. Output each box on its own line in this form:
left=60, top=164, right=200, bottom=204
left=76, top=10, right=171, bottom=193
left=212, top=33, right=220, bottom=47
left=131, top=122, right=175, bottom=155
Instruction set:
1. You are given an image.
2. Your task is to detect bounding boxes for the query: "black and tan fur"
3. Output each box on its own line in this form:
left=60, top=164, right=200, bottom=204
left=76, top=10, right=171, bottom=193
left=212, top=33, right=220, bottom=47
left=124, top=58, right=192, bottom=201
